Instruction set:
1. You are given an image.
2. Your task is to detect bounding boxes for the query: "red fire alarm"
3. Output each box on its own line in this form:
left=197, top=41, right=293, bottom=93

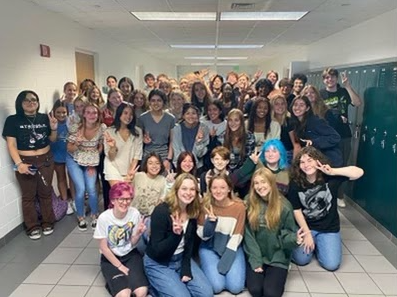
left=40, top=44, right=51, bottom=58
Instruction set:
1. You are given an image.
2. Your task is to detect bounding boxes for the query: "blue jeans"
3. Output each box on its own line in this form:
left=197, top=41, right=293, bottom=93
left=143, top=253, right=212, bottom=297
left=292, top=230, right=342, bottom=271
left=199, top=246, right=246, bottom=294
left=66, top=154, right=98, bottom=218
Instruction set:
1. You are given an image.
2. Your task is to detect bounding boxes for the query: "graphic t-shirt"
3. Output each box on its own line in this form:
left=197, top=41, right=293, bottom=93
left=2, top=113, right=51, bottom=150
left=320, top=87, right=352, bottom=138
left=288, top=176, right=348, bottom=232
left=93, top=207, right=141, bottom=257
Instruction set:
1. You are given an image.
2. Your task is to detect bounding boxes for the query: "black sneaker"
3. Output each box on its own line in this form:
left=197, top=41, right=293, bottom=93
left=43, top=227, right=54, bottom=236
left=91, top=219, right=97, bottom=230
left=28, top=229, right=41, bottom=240
left=78, top=219, right=87, bottom=231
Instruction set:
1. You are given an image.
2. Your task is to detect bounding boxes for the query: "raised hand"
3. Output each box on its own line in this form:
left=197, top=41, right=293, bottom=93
left=166, top=169, right=176, bottom=183
left=253, top=69, right=263, bottom=81
left=209, top=126, right=217, bottom=137
left=48, top=111, right=58, bottom=131
left=249, top=147, right=262, bottom=164
left=300, top=138, right=312, bottom=147
left=143, top=132, right=152, bottom=144
left=315, top=160, right=334, bottom=175
left=170, top=212, right=183, bottom=235
left=126, top=164, right=140, bottom=181
left=340, top=71, right=350, bottom=87
left=104, top=131, right=116, bottom=148
left=134, top=216, right=147, bottom=237
left=195, top=127, right=204, bottom=143
left=203, top=204, right=217, bottom=222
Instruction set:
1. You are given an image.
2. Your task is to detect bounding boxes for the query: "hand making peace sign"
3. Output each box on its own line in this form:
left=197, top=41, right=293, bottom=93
left=48, top=111, right=58, bottom=131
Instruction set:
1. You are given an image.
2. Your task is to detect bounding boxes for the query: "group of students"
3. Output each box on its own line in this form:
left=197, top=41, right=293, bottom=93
left=2, top=66, right=364, bottom=297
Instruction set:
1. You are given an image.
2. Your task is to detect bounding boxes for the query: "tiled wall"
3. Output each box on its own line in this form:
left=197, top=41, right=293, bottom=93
left=0, top=0, right=175, bottom=240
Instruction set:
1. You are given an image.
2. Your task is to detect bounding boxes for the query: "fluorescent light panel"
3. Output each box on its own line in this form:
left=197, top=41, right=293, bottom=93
left=131, top=12, right=216, bottom=21
left=185, top=56, right=248, bottom=60
left=191, top=63, right=214, bottom=66
left=220, top=11, right=308, bottom=21
left=172, top=45, right=262, bottom=49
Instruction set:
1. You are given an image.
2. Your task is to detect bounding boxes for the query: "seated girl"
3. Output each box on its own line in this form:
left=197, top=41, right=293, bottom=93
left=93, top=182, right=148, bottom=297
left=143, top=173, right=213, bottom=297
left=244, top=168, right=301, bottom=297
left=197, top=174, right=246, bottom=295
left=288, top=146, right=363, bottom=271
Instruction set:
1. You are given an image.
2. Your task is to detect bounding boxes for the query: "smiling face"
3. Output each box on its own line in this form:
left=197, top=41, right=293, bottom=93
left=299, top=153, right=318, bottom=179
left=120, top=81, right=132, bottom=96
left=149, top=94, right=164, bottom=112
left=194, top=84, right=207, bottom=100
left=265, top=146, right=281, bottom=168
left=273, top=98, right=287, bottom=116
left=267, top=72, right=278, bottom=85
left=211, top=153, right=229, bottom=172
left=108, top=91, right=122, bottom=108
left=83, top=106, right=99, bottom=124
left=146, top=156, right=161, bottom=177
left=222, top=84, right=233, bottom=99
left=207, top=103, right=221, bottom=122
left=210, top=178, right=230, bottom=203
left=89, top=87, right=100, bottom=103
left=280, top=84, right=292, bottom=97
left=133, top=93, right=145, bottom=108
left=183, top=107, right=199, bottom=126
left=177, top=178, right=197, bottom=206
left=256, top=101, right=269, bottom=119
left=170, top=94, right=184, bottom=110
left=258, top=85, right=270, bottom=97
left=213, top=77, right=223, bottom=89
left=292, top=98, right=310, bottom=120
left=180, top=79, right=188, bottom=92
left=228, top=114, right=241, bottom=132
left=180, top=155, right=195, bottom=173
left=323, top=74, right=338, bottom=89
left=64, top=84, right=77, bottom=101
left=304, top=87, right=317, bottom=104
left=106, top=77, right=117, bottom=89
left=238, top=76, right=248, bottom=89
left=112, top=190, right=133, bottom=213
left=293, top=79, right=305, bottom=94
left=119, top=106, right=133, bottom=126
left=54, top=106, right=67, bottom=122
left=253, top=175, right=271, bottom=198
left=74, top=100, right=85, bottom=117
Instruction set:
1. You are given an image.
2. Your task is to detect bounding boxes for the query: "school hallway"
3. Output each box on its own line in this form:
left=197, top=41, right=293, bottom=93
left=0, top=202, right=396, bottom=297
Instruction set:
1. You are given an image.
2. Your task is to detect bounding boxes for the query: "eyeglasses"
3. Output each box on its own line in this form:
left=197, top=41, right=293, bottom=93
left=23, top=98, right=38, bottom=104
left=115, top=197, right=132, bottom=203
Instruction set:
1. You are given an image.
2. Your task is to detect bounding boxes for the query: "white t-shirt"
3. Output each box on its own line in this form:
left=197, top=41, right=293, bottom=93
left=93, top=207, right=141, bottom=257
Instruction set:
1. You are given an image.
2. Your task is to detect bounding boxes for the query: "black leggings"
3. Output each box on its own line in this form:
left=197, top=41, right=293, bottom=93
left=246, top=263, right=288, bottom=297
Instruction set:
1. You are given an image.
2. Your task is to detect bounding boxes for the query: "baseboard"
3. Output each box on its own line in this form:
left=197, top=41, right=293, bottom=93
left=0, top=223, right=24, bottom=249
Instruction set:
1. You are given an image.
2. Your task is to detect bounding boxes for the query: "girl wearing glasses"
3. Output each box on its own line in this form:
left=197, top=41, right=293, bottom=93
left=3, top=90, right=58, bottom=240
left=94, top=182, right=149, bottom=297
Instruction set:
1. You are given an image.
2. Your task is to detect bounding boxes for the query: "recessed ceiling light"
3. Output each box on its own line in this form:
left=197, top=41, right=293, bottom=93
left=217, top=57, right=248, bottom=60
left=184, top=57, right=216, bottom=60
left=220, top=11, right=308, bottom=21
left=218, top=44, right=263, bottom=49
left=131, top=12, right=217, bottom=21
left=191, top=62, right=214, bottom=66
left=171, top=45, right=216, bottom=49
left=184, top=56, right=248, bottom=60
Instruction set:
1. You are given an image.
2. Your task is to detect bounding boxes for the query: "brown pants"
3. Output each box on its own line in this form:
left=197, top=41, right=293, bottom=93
left=15, top=151, right=55, bottom=233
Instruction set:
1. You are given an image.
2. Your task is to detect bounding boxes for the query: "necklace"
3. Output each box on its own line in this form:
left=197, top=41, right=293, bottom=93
left=25, top=114, right=39, bottom=144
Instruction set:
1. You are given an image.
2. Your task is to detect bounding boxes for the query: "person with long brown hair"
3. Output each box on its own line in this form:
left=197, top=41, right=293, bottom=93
left=143, top=173, right=212, bottom=297
left=198, top=174, right=246, bottom=295
left=244, top=167, right=302, bottom=297
left=66, top=103, right=107, bottom=231
left=288, top=146, right=363, bottom=271
left=223, top=108, right=255, bottom=172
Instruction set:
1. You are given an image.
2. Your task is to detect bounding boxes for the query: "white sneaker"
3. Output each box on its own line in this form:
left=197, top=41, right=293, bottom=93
left=28, top=229, right=41, bottom=240
left=337, top=198, right=346, bottom=208
left=67, top=201, right=74, bottom=215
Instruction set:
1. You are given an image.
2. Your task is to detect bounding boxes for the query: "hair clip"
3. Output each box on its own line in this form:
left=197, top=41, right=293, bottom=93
left=122, top=101, right=134, bottom=107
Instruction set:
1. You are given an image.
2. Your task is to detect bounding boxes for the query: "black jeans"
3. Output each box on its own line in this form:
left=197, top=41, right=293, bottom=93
left=246, top=263, right=288, bottom=297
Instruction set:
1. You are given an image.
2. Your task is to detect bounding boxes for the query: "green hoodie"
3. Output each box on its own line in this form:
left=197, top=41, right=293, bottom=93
left=243, top=197, right=298, bottom=270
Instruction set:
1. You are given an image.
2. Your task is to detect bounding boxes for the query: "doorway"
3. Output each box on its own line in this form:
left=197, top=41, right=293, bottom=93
left=75, top=51, right=95, bottom=92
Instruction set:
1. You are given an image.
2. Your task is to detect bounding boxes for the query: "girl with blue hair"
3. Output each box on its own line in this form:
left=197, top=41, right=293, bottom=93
left=260, top=139, right=290, bottom=196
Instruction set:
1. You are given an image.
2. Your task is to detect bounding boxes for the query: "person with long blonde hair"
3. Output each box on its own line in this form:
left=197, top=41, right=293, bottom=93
left=143, top=173, right=212, bottom=297
left=198, top=174, right=246, bottom=295
left=244, top=167, right=302, bottom=297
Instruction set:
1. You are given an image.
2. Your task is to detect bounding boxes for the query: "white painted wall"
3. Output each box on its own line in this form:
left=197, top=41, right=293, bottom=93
left=261, top=8, right=397, bottom=76
left=0, top=0, right=175, bottom=239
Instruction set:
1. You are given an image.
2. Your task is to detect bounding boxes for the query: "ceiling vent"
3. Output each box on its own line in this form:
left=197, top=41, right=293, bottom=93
left=231, top=3, right=255, bottom=10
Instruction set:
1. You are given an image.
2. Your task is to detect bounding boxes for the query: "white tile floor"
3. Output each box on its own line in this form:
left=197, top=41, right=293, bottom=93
left=2, top=212, right=397, bottom=297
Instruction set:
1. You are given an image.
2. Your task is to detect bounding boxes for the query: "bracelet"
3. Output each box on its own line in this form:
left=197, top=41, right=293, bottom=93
left=15, top=161, right=23, bottom=168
